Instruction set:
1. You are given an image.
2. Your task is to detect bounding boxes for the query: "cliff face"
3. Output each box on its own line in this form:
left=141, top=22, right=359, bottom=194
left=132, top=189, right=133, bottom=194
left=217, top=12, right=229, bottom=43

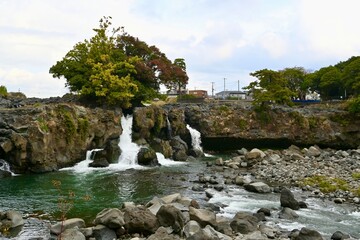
left=0, top=103, right=121, bottom=173
left=184, top=103, right=360, bottom=150
left=134, top=103, right=360, bottom=151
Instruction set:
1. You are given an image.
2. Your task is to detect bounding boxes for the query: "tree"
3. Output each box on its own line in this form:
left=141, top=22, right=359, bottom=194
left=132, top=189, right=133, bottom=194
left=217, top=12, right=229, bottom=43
left=50, top=16, right=188, bottom=107
left=341, top=57, right=360, bottom=97
left=245, top=69, right=296, bottom=106
left=280, top=67, right=308, bottom=100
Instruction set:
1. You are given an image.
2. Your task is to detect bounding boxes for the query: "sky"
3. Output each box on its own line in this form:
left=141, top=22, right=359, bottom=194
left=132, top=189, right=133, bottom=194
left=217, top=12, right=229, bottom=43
left=1, top=0, right=360, bottom=98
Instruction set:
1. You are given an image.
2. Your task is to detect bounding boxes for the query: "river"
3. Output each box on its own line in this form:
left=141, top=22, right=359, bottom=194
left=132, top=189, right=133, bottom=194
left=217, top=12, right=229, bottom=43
left=0, top=116, right=359, bottom=239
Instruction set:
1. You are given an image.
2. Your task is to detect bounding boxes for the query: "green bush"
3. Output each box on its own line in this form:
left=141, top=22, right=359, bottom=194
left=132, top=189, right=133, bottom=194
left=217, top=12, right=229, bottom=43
left=347, top=96, right=360, bottom=114
left=0, top=85, right=8, bottom=97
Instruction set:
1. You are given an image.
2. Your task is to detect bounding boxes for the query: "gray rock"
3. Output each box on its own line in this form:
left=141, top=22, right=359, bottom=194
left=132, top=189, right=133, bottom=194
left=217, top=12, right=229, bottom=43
left=244, top=182, right=271, bottom=193
left=146, top=226, right=179, bottom=240
left=60, top=228, right=86, bottom=240
left=137, top=147, right=159, bottom=166
left=295, top=227, right=323, bottom=240
left=189, top=206, right=216, bottom=228
left=51, top=218, right=85, bottom=235
left=306, top=146, right=321, bottom=157
left=156, top=204, right=186, bottom=233
left=280, top=188, right=300, bottom=210
left=279, top=207, right=299, bottom=220
left=93, top=208, right=125, bottom=229
left=123, top=206, right=159, bottom=236
left=230, top=212, right=259, bottom=234
left=331, top=230, right=350, bottom=240
left=92, top=224, right=117, bottom=240
left=2, top=210, right=24, bottom=228
left=183, top=220, right=201, bottom=238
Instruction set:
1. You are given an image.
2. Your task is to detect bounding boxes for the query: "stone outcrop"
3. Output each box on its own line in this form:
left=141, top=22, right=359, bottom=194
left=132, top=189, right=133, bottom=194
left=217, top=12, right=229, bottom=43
left=175, top=102, right=359, bottom=150
left=0, top=102, right=121, bottom=173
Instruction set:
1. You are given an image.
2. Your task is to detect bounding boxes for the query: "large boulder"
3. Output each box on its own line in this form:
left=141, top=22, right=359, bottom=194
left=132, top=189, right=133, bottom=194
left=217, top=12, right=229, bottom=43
left=137, top=147, right=159, bottom=166
left=151, top=138, right=173, bottom=158
left=51, top=218, right=85, bottom=235
left=93, top=208, right=125, bottom=229
left=244, top=182, right=271, bottom=193
left=0, top=169, right=11, bottom=178
left=0, top=210, right=24, bottom=228
left=295, top=227, right=323, bottom=240
left=230, top=212, right=259, bottom=234
left=123, top=206, right=159, bottom=236
left=187, top=225, right=232, bottom=240
left=279, top=207, right=299, bottom=220
left=147, top=226, right=179, bottom=240
left=92, top=224, right=117, bottom=240
left=60, top=228, right=86, bottom=240
left=156, top=204, right=186, bottom=233
left=170, top=136, right=189, bottom=161
left=280, top=188, right=300, bottom=210
left=189, top=207, right=216, bottom=228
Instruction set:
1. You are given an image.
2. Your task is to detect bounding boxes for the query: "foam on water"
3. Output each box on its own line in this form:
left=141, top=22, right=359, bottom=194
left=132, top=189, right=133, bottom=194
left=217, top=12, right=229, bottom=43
left=156, top=152, right=186, bottom=166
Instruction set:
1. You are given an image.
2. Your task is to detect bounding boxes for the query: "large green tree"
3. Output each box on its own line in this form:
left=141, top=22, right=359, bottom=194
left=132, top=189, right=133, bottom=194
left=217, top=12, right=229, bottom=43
left=245, top=69, right=296, bottom=106
left=50, top=16, right=188, bottom=107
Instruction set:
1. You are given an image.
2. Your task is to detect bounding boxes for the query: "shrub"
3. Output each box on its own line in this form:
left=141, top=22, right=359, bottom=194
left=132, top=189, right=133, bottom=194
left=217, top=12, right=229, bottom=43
left=347, top=96, right=360, bottom=114
left=0, top=85, right=7, bottom=97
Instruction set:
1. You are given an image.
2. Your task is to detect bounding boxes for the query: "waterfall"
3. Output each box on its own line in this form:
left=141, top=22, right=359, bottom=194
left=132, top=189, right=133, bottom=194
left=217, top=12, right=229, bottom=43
left=166, top=116, right=172, bottom=139
left=0, top=159, right=11, bottom=172
left=186, top=124, right=203, bottom=152
left=116, top=115, right=141, bottom=167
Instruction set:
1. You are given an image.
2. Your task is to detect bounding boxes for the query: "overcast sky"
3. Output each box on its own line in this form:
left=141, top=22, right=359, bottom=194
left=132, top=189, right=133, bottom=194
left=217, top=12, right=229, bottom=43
left=1, top=0, right=360, bottom=98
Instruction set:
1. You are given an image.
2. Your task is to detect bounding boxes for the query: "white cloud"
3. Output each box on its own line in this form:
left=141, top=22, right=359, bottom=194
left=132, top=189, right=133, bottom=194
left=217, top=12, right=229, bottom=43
left=0, top=0, right=359, bottom=97
left=298, top=0, right=360, bottom=60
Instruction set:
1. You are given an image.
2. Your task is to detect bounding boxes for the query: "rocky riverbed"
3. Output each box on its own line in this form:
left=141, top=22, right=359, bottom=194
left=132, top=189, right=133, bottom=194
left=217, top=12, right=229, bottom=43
left=1, top=145, right=359, bottom=239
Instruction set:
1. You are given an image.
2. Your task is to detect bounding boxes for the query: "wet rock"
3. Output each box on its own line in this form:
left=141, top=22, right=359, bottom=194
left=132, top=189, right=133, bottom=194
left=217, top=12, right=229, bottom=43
left=156, top=204, right=186, bottom=233
left=279, top=207, right=299, bottom=220
left=257, top=208, right=271, bottom=217
left=60, top=228, right=86, bottom=240
left=215, top=157, right=224, bottom=166
left=331, top=230, right=351, bottom=240
left=230, top=212, right=259, bottom=234
left=0, top=169, right=11, bottom=178
left=137, top=147, right=159, bottom=166
left=244, top=182, right=271, bottom=193
left=147, top=226, right=179, bottom=240
left=0, top=211, right=23, bottom=229
left=183, top=220, right=201, bottom=238
left=123, top=206, right=159, bottom=236
left=295, top=227, right=323, bottom=240
left=93, top=208, right=125, bottom=229
left=280, top=188, right=300, bottom=210
left=51, top=218, right=85, bottom=235
left=189, top=206, right=216, bottom=228
left=88, top=158, right=109, bottom=168
left=92, top=224, right=117, bottom=240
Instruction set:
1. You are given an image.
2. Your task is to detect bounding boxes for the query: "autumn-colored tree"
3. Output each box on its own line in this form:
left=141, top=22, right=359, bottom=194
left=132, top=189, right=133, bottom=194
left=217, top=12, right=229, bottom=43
left=50, top=16, right=188, bottom=107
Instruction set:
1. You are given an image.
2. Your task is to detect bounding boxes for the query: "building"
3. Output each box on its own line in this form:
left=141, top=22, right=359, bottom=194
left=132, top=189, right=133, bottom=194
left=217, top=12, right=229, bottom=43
left=189, top=90, right=208, bottom=98
left=215, top=90, right=249, bottom=100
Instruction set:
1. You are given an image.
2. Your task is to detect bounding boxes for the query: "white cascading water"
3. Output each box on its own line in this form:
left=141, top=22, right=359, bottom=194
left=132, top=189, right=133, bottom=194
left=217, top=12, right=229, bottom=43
left=115, top=115, right=141, bottom=167
left=0, top=159, right=11, bottom=172
left=186, top=124, right=203, bottom=152
left=62, top=114, right=182, bottom=172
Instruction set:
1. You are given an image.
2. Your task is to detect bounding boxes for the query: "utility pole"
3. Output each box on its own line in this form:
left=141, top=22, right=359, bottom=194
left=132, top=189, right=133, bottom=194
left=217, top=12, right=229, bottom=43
left=211, top=82, right=214, bottom=97
left=223, top=78, right=226, bottom=99
left=238, top=80, right=240, bottom=101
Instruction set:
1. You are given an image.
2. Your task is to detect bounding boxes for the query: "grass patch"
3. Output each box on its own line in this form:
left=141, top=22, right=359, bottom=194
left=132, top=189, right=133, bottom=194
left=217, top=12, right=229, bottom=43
left=301, top=175, right=349, bottom=193
left=352, top=172, right=360, bottom=180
